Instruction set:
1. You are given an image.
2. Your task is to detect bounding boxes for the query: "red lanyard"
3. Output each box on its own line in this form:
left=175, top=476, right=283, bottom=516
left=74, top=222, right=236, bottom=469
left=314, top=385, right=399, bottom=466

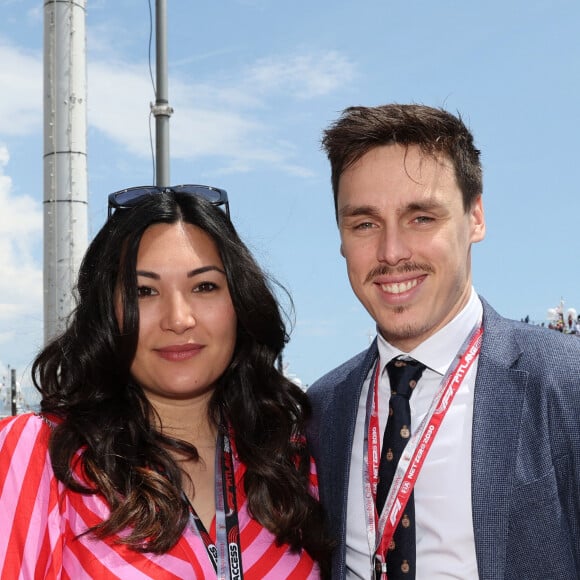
left=367, top=365, right=383, bottom=505
left=188, top=429, right=244, bottom=580
left=363, top=324, right=483, bottom=579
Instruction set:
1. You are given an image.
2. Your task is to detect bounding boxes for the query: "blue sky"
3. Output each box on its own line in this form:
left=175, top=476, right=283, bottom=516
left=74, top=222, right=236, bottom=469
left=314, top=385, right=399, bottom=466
left=1, top=0, right=579, bottom=405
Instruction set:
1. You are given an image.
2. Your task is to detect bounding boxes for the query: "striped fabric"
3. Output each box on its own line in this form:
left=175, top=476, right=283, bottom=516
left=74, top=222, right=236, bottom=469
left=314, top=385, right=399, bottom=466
left=0, top=413, right=321, bottom=579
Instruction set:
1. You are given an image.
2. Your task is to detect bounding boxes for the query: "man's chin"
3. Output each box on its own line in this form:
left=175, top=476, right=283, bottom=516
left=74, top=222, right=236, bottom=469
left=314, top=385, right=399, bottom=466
left=377, top=318, right=430, bottom=350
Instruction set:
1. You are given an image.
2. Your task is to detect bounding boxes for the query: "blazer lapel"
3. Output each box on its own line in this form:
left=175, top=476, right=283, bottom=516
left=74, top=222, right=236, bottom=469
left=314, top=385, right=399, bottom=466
left=471, top=303, right=528, bottom=579
left=321, top=342, right=378, bottom=570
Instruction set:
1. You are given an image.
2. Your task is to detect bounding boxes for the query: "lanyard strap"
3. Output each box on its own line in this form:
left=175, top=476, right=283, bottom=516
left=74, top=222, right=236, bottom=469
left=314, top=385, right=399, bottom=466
left=363, top=324, right=483, bottom=578
left=190, top=510, right=219, bottom=571
left=188, top=429, right=244, bottom=580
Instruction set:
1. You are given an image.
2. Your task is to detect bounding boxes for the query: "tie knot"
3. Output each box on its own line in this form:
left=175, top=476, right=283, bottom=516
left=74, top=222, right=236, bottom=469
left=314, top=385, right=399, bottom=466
left=386, top=357, right=426, bottom=397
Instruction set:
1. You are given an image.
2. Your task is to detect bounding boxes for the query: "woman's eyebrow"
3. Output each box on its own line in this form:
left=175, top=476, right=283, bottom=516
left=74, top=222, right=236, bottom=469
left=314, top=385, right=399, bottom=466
left=135, top=265, right=226, bottom=279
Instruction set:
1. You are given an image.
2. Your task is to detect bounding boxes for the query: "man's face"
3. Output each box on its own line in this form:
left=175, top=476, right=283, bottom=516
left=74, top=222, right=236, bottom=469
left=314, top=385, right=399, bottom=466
left=337, top=144, right=485, bottom=351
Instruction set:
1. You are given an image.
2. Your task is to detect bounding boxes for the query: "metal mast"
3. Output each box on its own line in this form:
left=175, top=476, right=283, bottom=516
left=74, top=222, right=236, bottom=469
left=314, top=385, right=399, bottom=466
left=10, top=369, right=18, bottom=417
left=152, top=0, right=173, bottom=187
left=43, top=0, right=89, bottom=343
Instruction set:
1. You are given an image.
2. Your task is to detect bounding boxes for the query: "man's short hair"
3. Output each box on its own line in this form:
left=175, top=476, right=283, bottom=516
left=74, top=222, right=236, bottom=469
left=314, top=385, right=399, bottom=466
left=321, top=103, right=482, bottom=214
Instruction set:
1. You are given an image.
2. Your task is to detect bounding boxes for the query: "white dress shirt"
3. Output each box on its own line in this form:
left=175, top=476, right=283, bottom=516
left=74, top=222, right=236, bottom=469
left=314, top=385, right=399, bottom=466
left=346, top=289, right=482, bottom=579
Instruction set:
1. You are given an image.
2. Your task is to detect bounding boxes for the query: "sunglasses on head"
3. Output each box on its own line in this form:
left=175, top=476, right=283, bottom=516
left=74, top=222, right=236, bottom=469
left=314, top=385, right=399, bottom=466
left=107, top=184, right=230, bottom=219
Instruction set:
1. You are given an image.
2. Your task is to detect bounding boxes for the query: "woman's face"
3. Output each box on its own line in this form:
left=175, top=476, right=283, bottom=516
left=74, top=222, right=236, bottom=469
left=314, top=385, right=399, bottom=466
left=118, top=221, right=237, bottom=403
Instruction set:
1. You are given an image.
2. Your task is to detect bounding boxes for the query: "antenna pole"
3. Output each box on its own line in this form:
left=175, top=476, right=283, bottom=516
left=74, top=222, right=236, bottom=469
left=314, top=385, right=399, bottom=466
left=43, top=0, right=89, bottom=342
left=10, top=368, right=17, bottom=416
left=152, top=0, right=173, bottom=187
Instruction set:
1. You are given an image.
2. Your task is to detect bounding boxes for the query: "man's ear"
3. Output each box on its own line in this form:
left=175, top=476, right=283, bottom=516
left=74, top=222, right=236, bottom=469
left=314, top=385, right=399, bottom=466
left=469, top=195, right=486, bottom=243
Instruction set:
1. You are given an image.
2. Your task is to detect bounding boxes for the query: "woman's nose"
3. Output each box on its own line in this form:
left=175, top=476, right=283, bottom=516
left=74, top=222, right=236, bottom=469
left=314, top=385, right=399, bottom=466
left=160, top=294, right=196, bottom=333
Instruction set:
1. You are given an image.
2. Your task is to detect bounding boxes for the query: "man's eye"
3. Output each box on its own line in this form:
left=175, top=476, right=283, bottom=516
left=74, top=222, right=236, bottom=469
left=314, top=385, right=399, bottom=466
left=354, top=221, right=375, bottom=230
left=414, top=216, right=434, bottom=224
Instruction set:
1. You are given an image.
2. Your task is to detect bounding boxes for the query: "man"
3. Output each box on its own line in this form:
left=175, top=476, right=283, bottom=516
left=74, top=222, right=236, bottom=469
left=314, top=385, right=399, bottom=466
left=307, top=104, right=580, bottom=579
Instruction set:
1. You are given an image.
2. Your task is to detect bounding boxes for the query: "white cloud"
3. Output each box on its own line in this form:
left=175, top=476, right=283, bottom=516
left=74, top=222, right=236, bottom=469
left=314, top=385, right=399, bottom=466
left=0, top=39, right=43, bottom=390
left=88, top=62, right=272, bottom=164
left=245, top=51, right=356, bottom=99
left=0, top=145, right=43, bottom=374
left=88, top=49, right=355, bottom=172
left=88, top=60, right=154, bottom=157
left=0, top=42, right=42, bottom=136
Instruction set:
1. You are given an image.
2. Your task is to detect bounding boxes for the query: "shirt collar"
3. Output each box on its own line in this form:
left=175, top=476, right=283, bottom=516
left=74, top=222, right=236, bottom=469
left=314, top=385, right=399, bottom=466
left=376, top=288, right=483, bottom=376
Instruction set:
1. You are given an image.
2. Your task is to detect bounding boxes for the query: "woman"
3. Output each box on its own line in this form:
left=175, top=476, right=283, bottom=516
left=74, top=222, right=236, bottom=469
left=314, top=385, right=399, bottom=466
left=0, top=185, right=331, bottom=579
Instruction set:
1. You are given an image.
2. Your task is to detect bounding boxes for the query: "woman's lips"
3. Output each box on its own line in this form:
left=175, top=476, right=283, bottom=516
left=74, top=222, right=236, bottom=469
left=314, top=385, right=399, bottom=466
left=155, top=343, right=203, bottom=361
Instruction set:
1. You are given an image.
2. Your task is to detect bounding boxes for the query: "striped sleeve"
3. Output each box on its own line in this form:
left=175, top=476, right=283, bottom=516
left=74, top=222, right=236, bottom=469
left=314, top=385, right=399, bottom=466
left=0, top=414, right=64, bottom=579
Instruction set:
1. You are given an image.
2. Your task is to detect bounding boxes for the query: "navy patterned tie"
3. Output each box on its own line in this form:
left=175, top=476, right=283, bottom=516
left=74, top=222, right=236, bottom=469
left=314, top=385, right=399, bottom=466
left=376, top=357, right=426, bottom=579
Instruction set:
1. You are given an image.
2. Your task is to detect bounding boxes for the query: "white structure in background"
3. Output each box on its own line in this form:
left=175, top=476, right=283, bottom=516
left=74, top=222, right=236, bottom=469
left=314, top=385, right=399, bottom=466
left=0, top=368, right=24, bottom=419
left=43, top=0, right=89, bottom=342
left=0, top=371, right=8, bottom=418
left=286, top=374, right=307, bottom=391
left=282, top=366, right=308, bottom=391
left=547, top=299, right=579, bottom=333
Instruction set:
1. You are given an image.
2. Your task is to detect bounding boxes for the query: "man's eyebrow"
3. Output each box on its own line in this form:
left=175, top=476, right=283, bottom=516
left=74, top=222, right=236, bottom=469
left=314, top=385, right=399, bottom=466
left=338, top=200, right=444, bottom=220
left=338, top=204, right=382, bottom=220
left=135, top=265, right=226, bottom=280
left=405, top=200, right=442, bottom=212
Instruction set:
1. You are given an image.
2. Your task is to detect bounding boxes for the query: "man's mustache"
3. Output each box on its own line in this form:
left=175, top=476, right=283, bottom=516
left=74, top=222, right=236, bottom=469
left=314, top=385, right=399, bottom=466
left=364, top=262, right=434, bottom=284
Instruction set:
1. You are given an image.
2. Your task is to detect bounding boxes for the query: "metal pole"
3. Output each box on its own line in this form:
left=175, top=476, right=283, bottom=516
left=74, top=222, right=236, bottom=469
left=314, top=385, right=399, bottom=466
left=152, top=0, right=173, bottom=187
left=10, top=369, right=17, bottom=416
left=43, top=0, right=89, bottom=343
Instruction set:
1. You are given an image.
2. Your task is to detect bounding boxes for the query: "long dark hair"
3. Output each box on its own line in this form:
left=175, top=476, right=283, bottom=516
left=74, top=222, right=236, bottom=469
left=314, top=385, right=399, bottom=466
left=33, top=192, right=331, bottom=570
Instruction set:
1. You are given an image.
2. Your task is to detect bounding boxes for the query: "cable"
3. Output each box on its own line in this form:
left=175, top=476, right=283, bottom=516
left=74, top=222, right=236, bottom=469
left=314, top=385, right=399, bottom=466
left=147, top=0, right=156, bottom=184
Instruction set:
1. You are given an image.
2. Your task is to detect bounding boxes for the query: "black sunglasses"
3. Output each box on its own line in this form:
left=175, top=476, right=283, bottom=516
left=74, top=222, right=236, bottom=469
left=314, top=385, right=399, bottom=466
left=107, top=184, right=230, bottom=219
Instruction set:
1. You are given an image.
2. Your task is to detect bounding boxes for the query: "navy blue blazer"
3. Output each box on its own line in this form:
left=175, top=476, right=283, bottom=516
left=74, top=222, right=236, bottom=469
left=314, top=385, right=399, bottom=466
left=307, top=299, right=580, bottom=579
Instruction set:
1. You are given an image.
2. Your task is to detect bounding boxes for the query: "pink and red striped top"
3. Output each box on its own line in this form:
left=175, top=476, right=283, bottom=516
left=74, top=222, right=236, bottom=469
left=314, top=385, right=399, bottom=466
left=0, top=413, right=321, bottom=579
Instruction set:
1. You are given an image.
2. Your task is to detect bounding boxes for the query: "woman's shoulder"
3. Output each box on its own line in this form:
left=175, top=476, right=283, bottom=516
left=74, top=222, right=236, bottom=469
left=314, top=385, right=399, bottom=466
left=0, top=411, right=58, bottom=431
left=0, top=412, right=56, bottom=457
left=0, top=413, right=60, bottom=511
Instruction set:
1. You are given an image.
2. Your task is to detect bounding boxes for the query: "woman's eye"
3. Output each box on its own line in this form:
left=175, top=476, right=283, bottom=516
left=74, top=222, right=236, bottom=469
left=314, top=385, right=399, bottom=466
left=137, top=286, right=157, bottom=297
left=194, top=281, right=218, bottom=293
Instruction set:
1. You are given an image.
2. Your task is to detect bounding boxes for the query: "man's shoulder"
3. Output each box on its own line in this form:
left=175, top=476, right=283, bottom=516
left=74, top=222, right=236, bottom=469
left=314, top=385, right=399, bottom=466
left=481, top=297, right=580, bottom=367
left=514, top=321, right=580, bottom=362
left=309, top=346, right=373, bottom=398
